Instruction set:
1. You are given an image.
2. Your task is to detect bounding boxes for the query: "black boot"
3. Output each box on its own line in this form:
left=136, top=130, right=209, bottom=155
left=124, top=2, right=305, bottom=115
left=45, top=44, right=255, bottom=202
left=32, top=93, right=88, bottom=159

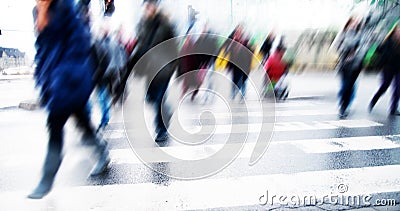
left=369, top=97, right=378, bottom=113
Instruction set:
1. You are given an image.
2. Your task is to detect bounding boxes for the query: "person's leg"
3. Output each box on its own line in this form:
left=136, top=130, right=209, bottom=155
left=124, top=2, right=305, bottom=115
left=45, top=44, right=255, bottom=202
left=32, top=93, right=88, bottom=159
left=181, top=78, right=189, bottom=98
left=340, top=71, right=359, bottom=117
left=370, top=68, right=393, bottom=112
left=338, top=71, right=346, bottom=107
left=74, top=104, right=110, bottom=175
left=390, top=71, right=400, bottom=115
left=231, top=69, right=241, bottom=99
left=97, top=84, right=111, bottom=131
left=28, top=112, right=69, bottom=199
left=151, top=82, right=171, bottom=142
left=240, top=73, right=248, bottom=100
left=204, top=69, right=215, bottom=103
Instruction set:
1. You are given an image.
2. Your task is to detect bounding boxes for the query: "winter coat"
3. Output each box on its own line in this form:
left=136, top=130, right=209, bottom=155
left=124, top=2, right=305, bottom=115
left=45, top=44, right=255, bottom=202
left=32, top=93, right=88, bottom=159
left=129, top=13, right=178, bottom=86
left=264, top=50, right=287, bottom=82
left=222, top=38, right=252, bottom=75
left=179, top=37, right=202, bottom=87
left=376, top=34, right=400, bottom=71
left=335, top=29, right=362, bottom=73
left=34, top=0, right=95, bottom=114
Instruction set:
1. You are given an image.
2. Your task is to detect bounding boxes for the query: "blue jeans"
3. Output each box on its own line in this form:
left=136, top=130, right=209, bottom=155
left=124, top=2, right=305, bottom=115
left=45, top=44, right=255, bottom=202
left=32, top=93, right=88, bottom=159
left=97, top=85, right=111, bottom=128
left=231, top=68, right=248, bottom=99
left=338, top=68, right=360, bottom=113
left=146, top=80, right=172, bottom=135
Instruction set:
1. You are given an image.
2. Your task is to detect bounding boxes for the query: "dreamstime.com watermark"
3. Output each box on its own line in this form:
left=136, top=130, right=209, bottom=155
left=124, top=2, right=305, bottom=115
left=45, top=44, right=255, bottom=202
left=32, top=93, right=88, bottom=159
left=259, top=184, right=397, bottom=207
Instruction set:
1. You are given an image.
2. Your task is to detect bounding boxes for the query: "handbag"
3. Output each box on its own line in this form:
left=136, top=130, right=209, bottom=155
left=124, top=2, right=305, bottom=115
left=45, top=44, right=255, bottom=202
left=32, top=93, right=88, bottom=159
left=215, top=48, right=230, bottom=71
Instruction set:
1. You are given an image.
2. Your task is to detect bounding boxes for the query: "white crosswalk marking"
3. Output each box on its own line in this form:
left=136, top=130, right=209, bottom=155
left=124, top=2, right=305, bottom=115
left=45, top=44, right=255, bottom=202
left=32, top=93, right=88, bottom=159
left=172, top=119, right=382, bottom=135
left=1, top=165, right=399, bottom=210
left=4, top=135, right=400, bottom=167
left=184, top=109, right=338, bottom=118
left=107, top=135, right=400, bottom=164
left=108, top=120, right=384, bottom=139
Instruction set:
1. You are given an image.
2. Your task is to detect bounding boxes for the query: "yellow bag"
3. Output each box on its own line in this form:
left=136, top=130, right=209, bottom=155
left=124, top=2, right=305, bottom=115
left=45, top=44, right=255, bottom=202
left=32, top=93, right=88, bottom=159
left=251, top=50, right=264, bottom=70
left=215, top=48, right=230, bottom=72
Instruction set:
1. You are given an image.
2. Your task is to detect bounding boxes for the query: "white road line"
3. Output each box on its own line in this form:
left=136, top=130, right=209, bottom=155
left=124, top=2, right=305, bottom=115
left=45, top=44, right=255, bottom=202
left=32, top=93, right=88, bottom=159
left=183, top=109, right=338, bottom=118
left=177, top=119, right=383, bottom=134
left=107, top=135, right=400, bottom=165
left=108, top=120, right=383, bottom=140
left=6, top=135, right=398, bottom=168
left=183, top=101, right=330, bottom=111
left=2, top=165, right=399, bottom=210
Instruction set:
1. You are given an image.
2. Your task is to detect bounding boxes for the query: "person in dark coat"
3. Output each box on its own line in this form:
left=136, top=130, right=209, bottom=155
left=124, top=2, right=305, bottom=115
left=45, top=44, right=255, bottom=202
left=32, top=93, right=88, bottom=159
left=121, top=0, right=178, bottom=142
left=369, top=22, right=400, bottom=115
left=335, top=17, right=363, bottom=118
left=178, top=23, right=218, bottom=102
left=222, top=24, right=253, bottom=101
left=28, top=0, right=109, bottom=199
left=259, top=32, right=275, bottom=63
left=179, top=34, right=203, bottom=100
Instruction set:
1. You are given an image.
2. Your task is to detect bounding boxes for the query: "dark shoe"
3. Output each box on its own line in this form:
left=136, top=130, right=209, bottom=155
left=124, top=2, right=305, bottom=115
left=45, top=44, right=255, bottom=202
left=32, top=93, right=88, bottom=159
left=90, top=152, right=110, bottom=176
left=339, top=109, right=349, bottom=119
left=90, top=141, right=110, bottom=176
left=390, top=110, right=400, bottom=116
left=368, top=101, right=376, bottom=113
left=155, top=131, right=168, bottom=142
left=96, top=122, right=108, bottom=134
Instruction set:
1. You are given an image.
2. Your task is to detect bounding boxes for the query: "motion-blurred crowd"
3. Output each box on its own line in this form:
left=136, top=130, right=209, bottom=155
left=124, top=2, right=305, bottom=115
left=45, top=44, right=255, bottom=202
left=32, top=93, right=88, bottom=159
left=27, top=0, right=400, bottom=199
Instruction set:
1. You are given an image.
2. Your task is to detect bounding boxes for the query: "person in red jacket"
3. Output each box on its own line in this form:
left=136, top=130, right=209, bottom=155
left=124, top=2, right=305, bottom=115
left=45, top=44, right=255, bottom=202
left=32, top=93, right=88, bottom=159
left=264, top=45, right=287, bottom=88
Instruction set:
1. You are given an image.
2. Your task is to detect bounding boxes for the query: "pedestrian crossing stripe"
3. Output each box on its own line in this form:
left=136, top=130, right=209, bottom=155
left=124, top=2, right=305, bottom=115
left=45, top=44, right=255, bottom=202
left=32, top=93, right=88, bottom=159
left=106, top=135, right=400, bottom=165
left=3, top=134, right=398, bottom=168
left=117, top=119, right=383, bottom=138
left=183, top=109, right=339, bottom=119
left=1, top=165, right=399, bottom=210
left=199, top=101, right=324, bottom=109
left=178, top=119, right=382, bottom=134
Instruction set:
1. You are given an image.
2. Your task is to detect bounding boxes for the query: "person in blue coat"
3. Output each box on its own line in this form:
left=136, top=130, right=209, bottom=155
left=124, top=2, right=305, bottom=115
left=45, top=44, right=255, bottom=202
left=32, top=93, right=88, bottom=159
left=29, top=0, right=110, bottom=199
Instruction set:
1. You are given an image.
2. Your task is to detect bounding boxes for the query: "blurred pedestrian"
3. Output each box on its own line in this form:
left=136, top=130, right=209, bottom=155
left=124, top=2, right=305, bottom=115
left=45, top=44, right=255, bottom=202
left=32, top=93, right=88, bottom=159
left=334, top=17, right=364, bottom=118
left=369, top=21, right=400, bottom=115
left=196, top=24, right=219, bottom=103
left=120, top=0, right=177, bottom=142
left=222, top=24, right=252, bottom=101
left=259, top=32, right=275, bottom=63
left=28, top=0, right=109, bottom=199
left=178, top=23, right=216, bottom=102
left=179, top=29, right=201, bottom=100
left=94, top=26, right=128, bottom=132
left=264, top=44, right=288, bottom=99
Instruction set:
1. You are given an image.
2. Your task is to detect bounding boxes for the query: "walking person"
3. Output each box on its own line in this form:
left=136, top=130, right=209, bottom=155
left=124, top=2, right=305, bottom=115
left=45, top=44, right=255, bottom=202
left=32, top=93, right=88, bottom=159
left=334, top=17, right=364, bottom=118
left=222, top=24, right=252, bottom=102
left=369, top=22, right=400, bottom=115
left=259, top=32, right=275, bottom=64
left=94, top=27, right=128, bottom=132
left=179, top=33, right=202, bottom=101
left=120, top=0, right=178, bottom=142
left=264, top=44, right=288, bottom=99
left=29, top=0, right=109, bottom=199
